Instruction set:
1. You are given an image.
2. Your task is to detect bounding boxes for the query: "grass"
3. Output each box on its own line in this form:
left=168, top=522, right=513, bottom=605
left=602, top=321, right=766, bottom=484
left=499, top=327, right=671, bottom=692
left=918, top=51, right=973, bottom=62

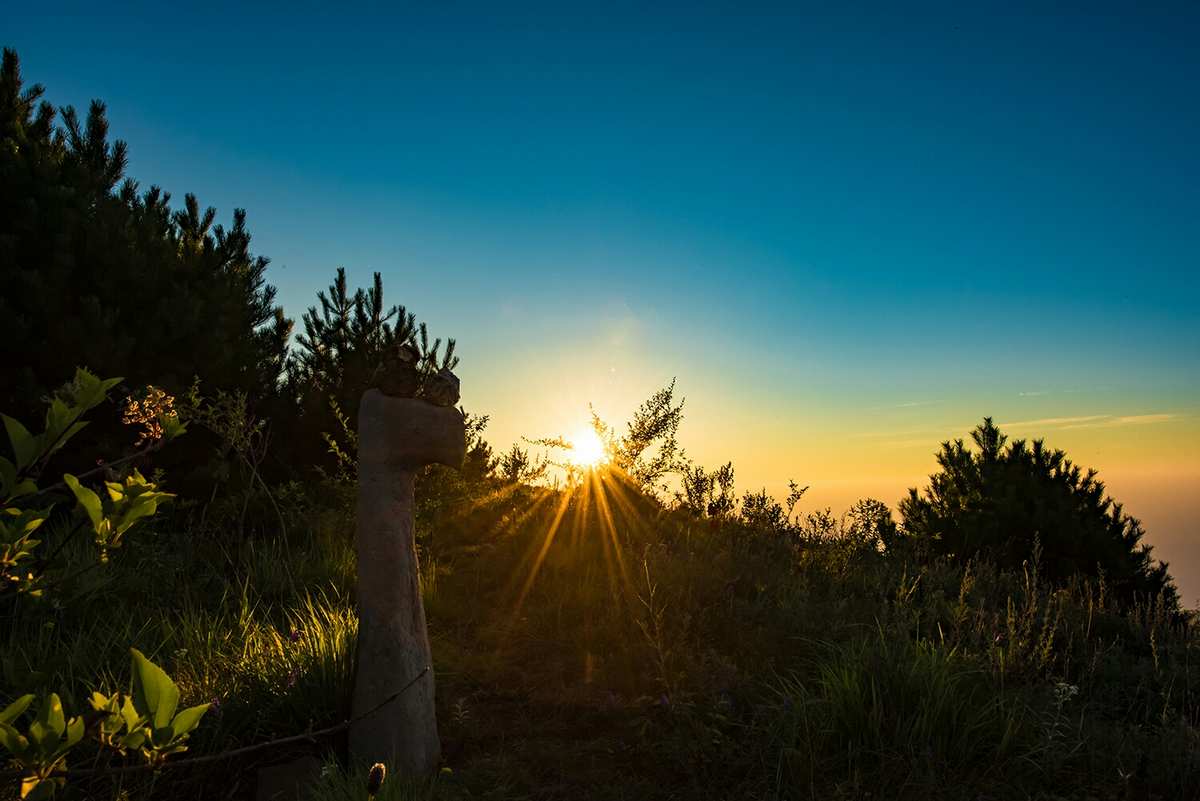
left=771, top=633, right=1031, bottom=796
left=1, top=471, right=1197, bottom=800
left=302, top=759, right=438, bottom=801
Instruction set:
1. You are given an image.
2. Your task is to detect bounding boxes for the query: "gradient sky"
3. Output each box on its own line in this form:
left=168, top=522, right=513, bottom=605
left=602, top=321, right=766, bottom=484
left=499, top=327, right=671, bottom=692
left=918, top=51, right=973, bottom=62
left=8, top=2, right=1199, bottom=600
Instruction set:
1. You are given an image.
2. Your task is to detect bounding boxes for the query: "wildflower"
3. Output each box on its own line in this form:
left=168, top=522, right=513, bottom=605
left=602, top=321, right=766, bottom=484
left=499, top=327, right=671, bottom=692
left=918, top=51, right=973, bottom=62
left=366, top=762, right=386, bottom=797
left=1053, top=681, right=1079, bottom=707
left=288, top=628, right=301, bottom=643
left=122, top=385, right=176, bottom=446
left=209, top=696, right=222, bottom=714
left=286, top=668, right=299, bottom=688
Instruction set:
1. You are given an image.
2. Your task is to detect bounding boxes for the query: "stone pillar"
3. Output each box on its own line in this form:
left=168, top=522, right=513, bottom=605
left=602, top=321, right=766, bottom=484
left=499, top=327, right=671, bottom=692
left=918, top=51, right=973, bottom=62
left=349, top=389, right=465, bottom=775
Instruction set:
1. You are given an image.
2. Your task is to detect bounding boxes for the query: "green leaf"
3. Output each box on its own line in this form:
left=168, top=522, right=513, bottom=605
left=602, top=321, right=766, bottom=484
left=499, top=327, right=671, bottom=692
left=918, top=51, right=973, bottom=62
left=113, top=498, right=162, bottom=538
left=0, top=722, right=29, bottom=755
left=151, top=724, right=175, bottom=747
left=88, top=693, right=120, bottom=737
left=130, top=649, right=179, bottom=730
left=67, top=368, right=114, bottom=412
left=38, top=694, right=65, bottom=740
left=63, top=475, right=103, bottom=531
left=64, top=717, right=84, bottom=748
left=119, top=729, right=147, bottom=750
left=26, top=718, right=49, bottom=750
left=161, top=414, right=187, bottom=442
left=0, top=507, right=53, bottom=541
left=0, top=456, right=16, bottom=499
left=23, top=773, right=63, bottom=801
left=169, top=703, right=210, bottom=739
left=44, top=398, right=71, bottom=434
left=2, top=415, right=38, bottom=471
left=43, top=421, right=88, bottom=460
left=13, top=481, right=37, bottom=499
left=2, top=472, right=38, bottom=500
left=0, top=695, right=34, bottom=726
left=119, top=695, right=142, bottom=732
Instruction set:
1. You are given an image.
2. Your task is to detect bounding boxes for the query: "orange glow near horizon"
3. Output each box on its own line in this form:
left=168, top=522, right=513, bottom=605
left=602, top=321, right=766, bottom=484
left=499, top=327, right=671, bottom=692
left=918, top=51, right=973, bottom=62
left=475, top=375, right=1200, bottom=607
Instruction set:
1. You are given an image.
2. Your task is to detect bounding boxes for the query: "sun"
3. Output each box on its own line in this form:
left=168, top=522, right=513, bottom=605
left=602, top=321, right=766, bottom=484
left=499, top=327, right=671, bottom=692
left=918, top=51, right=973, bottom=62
left=566, top=426, right=607, bottom=467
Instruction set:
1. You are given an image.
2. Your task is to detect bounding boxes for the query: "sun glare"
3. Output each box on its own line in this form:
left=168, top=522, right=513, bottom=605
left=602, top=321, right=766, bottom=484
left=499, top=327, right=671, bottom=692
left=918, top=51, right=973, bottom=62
left=566, top=426, right=607, bottom=467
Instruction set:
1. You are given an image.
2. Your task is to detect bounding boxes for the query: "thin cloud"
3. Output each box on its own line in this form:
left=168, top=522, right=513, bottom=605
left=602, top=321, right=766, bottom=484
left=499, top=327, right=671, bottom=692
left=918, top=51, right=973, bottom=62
left=858, top=412, right=1181, bottom=446
left=1062, top=414, right=1176, bottom=430
left=863, top=399, right=944, bottom=412
left=1000, top=415, right=1107, bottom=429
left=1000, top=414, right=1178, bottom=431
left=1115, top=414, right=1175, bottom=424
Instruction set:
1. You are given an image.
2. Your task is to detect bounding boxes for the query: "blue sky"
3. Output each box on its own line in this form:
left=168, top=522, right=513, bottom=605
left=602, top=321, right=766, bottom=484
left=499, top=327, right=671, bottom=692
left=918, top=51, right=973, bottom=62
left=7, top=2, right=1200, bottom=596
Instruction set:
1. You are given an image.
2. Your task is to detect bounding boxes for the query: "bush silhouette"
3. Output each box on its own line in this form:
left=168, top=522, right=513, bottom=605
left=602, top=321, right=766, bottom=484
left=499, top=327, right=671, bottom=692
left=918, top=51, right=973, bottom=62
left=899, top=417, right=1176, bottom=610
left=0, top=48, right=290, bottom=430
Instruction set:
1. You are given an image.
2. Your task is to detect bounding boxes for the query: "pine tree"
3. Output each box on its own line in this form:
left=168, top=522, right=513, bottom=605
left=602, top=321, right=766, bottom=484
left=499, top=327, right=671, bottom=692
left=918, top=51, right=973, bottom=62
left=286, top=267, right=458, bottom=470
left=899, top=418, right=1177, bottom=609
left=0, top=49, right=291, bottom=429
left=291, top=268, right=420, bottom=404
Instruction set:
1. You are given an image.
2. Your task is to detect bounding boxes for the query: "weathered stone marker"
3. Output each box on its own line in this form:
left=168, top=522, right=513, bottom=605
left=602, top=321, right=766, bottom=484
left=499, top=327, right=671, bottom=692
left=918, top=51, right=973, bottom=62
left=349, top=382, right=465, bottom=775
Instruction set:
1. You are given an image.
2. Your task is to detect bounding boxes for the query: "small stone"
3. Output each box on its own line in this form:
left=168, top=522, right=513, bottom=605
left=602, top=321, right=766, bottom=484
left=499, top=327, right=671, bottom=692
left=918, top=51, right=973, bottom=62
left=421, top=368, right=460, bottom=407
left=393, top=342, right=420, bottom=365
left=377, top=343, right=422, bottom=397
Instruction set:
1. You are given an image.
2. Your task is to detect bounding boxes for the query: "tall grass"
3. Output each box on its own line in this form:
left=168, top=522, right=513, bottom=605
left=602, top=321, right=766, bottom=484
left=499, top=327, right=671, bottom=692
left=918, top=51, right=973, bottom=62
left=423, top=478, right=1198, bottom=799
left=2, top=472, right=1196, bottom=799
left=770, top=632, right=1031, bottom=797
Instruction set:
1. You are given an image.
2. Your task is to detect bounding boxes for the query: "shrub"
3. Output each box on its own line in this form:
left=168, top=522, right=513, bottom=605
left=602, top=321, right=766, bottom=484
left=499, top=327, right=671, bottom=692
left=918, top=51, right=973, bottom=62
left=0, top=49, right=291, bottom=436
left=899, top=417, right=1177, bottom=610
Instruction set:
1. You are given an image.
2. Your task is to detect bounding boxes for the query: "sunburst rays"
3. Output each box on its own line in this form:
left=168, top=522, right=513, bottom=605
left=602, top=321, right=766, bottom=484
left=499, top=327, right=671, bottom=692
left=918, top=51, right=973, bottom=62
left=504, top=463, right=651, bottom=619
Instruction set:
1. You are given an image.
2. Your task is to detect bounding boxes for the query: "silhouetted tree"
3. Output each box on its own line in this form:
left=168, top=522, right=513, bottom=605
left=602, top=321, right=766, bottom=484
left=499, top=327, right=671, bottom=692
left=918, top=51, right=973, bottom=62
left=899, top=418, right=1176, bottom=610
left=591, top=380, right=686, bottom=494
left=498, top=444, right=549, bottom=485
left=843, top=498, right=898, bottom=551
left=680, top=461, right=736, bottom=518
left=290, top=268, right=415, bottom=407
left=286, top=267, right=459, bottom=471
left=0, top=49, right=291, bottom=427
